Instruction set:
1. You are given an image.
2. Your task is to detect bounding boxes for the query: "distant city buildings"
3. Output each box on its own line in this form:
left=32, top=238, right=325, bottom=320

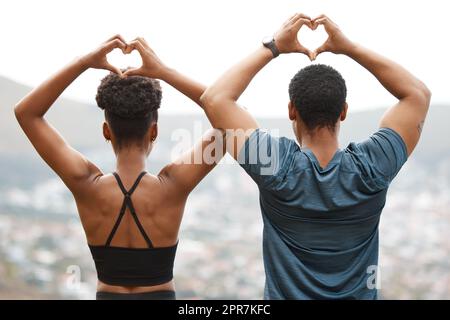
left=0, top=151, right=449, bottom=299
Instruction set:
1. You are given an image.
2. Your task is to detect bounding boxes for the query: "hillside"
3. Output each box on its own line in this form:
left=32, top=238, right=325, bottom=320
left=0, top=76, right=104, bottom=153
left=1, top=75, right=449, bottom=162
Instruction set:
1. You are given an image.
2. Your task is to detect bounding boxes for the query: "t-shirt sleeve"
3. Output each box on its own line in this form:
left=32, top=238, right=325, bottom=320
left=355, top=127, right=408, bottom=189
left=237, top=129, right=296, bottom=190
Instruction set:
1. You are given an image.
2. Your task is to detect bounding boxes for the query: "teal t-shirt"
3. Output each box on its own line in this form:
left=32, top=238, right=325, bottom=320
left=238, top=128, right=408, bottom=299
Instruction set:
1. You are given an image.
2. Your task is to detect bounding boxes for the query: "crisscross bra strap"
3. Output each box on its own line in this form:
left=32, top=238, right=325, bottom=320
left=105, top=172, right=154, bottom=248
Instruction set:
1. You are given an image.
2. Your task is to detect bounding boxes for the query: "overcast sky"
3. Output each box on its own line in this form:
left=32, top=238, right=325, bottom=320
left=1, top=0, right=449, bottom=116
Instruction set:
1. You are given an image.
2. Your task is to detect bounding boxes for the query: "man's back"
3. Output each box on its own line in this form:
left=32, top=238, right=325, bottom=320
left=199, top=12, right=430, bottom=300
left=239, top=127, right=408, bottom=299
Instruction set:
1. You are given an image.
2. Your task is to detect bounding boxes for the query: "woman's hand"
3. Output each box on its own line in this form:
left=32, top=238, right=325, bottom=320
left=123, top=37, right=168, bottom=79
left=274, top=13, right=314, bottom=60
left=79, top=35, right=128, bottom=75
left=311, top=15, right=355, bottom=58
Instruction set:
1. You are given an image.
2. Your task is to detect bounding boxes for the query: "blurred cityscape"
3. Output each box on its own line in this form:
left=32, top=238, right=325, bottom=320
left=1, top=143, right=449, bottom=300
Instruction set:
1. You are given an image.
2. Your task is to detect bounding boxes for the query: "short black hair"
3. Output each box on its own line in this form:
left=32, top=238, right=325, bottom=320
left=288, top=64, right=347, bottom=131
left=96, top=72, right=162, bottom=148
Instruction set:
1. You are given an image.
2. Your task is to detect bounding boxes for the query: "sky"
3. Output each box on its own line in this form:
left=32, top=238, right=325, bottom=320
left=1, top=0, right=449, bottom=117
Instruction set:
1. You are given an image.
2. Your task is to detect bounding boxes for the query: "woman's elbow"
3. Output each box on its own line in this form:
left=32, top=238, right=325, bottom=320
left=14, top=100, right=39, bottom=124
left=200, top=89, right=219, bottom=110
left=200, top=89, right=233, bottom=112
left=14, top=103, right=25, bottom=122
left=199, top=89, right=213, bottom=106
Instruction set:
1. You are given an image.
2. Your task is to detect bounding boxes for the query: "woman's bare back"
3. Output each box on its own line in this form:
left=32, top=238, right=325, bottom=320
left=74, top=171, right=186, bottom=293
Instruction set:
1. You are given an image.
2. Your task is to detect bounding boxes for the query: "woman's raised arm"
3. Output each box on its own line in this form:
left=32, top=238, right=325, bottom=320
left=124, top=38, right=226, bottom=194
left=14, top=35, right=127, bottom=193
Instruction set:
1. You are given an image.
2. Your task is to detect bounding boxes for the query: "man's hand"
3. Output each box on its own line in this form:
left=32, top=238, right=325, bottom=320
left=274, top=13, right=314, bottom=60
left=311, top=15, right=355, bottom=59
left=315, top=14, right=431, bottom=156
left=79, top=35, right=128, bottom=75
left=123, top=37, right=168, bottom=79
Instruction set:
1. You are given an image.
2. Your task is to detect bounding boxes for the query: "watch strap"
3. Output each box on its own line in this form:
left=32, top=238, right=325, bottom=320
left=263, top=38, right=280, bottom=58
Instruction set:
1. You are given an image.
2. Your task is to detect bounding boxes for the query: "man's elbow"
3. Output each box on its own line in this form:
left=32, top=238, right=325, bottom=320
left=410, top=82, right=432, bottom=108
left=421, top=83, right=432, bottom=105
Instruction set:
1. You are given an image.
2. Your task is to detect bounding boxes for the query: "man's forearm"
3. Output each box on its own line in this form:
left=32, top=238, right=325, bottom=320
left=202, top=46, right=273, bottom=103
left=202, top=12, right=312, bottom=103
left=198, top=46, right=273, bottom=151
left=346, top=42, right=431, bottom=156
left=346, top=44, right=429, bottom=101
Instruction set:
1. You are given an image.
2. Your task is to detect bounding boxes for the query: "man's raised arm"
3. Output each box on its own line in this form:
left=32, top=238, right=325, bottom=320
left=200, top=13, right=314, bottom=159
left=312, top=15, right=431, bottom=156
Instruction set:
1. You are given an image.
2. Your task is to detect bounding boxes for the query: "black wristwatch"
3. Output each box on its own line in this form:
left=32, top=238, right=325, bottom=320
left=262, top=36, right=280, bottom=58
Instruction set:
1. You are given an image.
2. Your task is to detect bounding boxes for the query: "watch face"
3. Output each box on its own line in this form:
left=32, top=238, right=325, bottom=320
left=262, top=36, right=274, bottom=45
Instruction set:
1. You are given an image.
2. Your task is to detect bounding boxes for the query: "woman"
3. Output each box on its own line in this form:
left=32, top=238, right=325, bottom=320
left=15, top=35, right=224, bottom=300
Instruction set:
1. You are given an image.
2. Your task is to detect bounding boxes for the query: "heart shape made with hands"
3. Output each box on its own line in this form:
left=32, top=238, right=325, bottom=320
left=106, top=46, right=141, bottom=72
left=298, top=23, right=329, bottom=58
left=103, top=21, right=328, bottom=74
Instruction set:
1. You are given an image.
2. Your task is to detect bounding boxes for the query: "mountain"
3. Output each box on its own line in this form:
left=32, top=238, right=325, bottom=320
left=1, top=75, right=449, bottom=162
left=0, top=76, right=104, bottom=154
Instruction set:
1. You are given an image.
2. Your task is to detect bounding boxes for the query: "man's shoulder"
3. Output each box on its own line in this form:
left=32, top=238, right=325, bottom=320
left=248, top=129, right=300, bottom=151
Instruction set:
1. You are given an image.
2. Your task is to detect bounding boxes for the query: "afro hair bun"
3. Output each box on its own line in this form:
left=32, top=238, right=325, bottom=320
left=96, top=72, right=162, bottom=119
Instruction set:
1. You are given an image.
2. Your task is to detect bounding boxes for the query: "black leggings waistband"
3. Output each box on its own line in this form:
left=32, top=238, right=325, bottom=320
left=96, top=290, right=176, bottom=300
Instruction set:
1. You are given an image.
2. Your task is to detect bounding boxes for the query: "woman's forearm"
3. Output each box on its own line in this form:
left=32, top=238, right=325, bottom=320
left=159, top=67, right=206, bottom=106
left=15, top=58, right=87, bottom=119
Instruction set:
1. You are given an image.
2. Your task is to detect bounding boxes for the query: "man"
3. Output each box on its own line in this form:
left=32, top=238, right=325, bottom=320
left=199, top=13, right=431, bottom=299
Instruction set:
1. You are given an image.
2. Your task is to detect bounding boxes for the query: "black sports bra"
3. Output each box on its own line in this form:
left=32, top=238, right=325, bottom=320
left=89, top=172, right=178, bottom=287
